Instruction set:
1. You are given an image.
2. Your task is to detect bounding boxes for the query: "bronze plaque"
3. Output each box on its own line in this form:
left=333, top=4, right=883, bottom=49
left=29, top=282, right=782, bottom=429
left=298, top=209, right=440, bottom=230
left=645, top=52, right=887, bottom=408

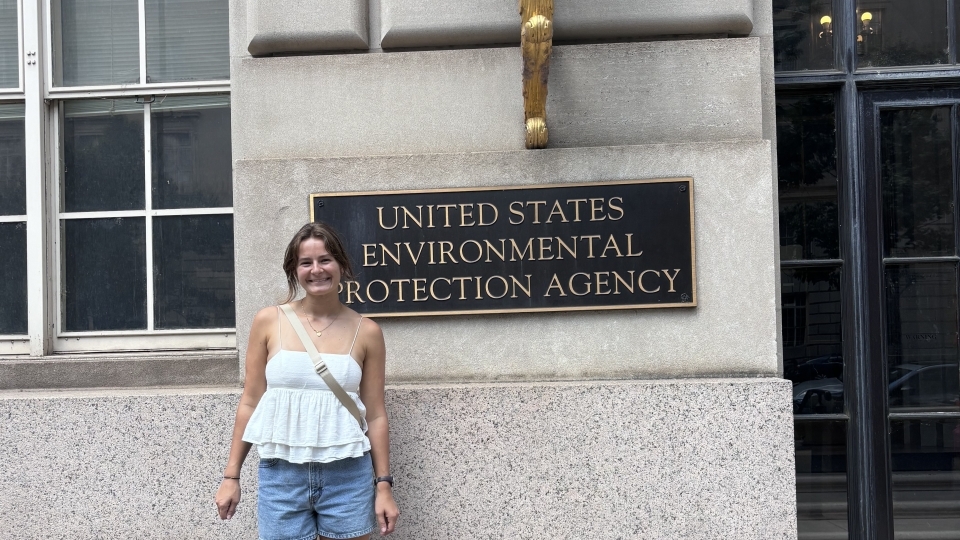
left=310, top=178, right=696, bottom=317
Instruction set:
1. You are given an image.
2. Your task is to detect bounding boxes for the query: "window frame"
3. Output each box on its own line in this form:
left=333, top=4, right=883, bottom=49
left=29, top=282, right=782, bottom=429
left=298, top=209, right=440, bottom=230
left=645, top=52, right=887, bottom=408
left=0, top=0, right=236, bottom=357
left=50, top=95, right=236, bottom=353
left=776, top=1, right=960, bottom=538
left=44, top=0, right=230, bottom=94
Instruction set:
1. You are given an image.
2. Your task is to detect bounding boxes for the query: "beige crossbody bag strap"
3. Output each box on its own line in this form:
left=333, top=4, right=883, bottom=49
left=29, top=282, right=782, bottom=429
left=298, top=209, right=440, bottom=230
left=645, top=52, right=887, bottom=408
left=279, top=304, right=365, bottom=428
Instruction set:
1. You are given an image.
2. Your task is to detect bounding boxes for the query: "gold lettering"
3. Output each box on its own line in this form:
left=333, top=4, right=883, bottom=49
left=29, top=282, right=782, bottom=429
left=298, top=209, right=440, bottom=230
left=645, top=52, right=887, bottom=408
left=545, top=200, right=569, bottom=223
left=459, top=204, right=475, bottom=227
left=451, top=277, right=471, bottom=300
left=366, top=280, right=390, bottom=303
left=595, top=272, right=611, bottom=295
left=555, top=236, right=576, bottom=260
left=403, top=242, right=425, bottom=264
left=625, top=234, right=643, bottom=257
left=484, top=239, right=506, bottom=262
left=607, top=196, right=624, bottom=220
left=544, top=274, right=567, bottom=297
left=345, top=281, right=365, bottom=304
left=638, top=270, right=661, bottom=294
left=426, top=205, right=435, bottom=228
left=589, top=198, right=606, bottom=221
left=510, top=275, right=533, bottom=298
left=390, top=279, right=411, bottom=302
left=460, top=240, right=483, bottom=264
left=509, top=238, right=535, bottom=261
left=427, top=241, right=437, bottom=265
left=485, top=275, right=509, bottom=299
left=437, top=204, right=457, bottom=228
left=566, top=199, right=587, bottom=222
left=612, top=271, right=635, bottom=294
left=478, top=203, right=498, bottom=226
left=527, top=201, right=547, bottom=224
left=582, top=235, right=602, bottom=258
left=377, top=206, right=399, bottom=230
left=438, top=241, right=458, bottom=264
left=474, top=277, right=483, bottom=300
left=509, top=201, right=525, bottom=225
left=662, top=269, right=681, bottom=293
left=362, top=244, right=378, bottom=267
left=429, top=277, right=452, bottom=301
left=569, top=272, right=591, bottom=296
left=401, top=206, right=423, bottom=229
left=412, top=278, right=428, bottom=302
left=600, top=235, right=623, bottom=258
left=537, top=237, right=554, bottom=260
left=380, top=243, right=402, bottom=266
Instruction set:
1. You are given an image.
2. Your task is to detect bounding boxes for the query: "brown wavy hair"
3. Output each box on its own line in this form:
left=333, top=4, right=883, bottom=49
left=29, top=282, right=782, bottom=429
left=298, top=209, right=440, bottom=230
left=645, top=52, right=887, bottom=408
left=282, top=222, right=356, bottom=303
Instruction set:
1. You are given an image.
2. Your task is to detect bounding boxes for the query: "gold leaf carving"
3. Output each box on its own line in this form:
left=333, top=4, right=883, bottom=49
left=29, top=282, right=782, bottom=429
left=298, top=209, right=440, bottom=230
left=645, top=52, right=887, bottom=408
left=520, top=0, right=553, bottom=149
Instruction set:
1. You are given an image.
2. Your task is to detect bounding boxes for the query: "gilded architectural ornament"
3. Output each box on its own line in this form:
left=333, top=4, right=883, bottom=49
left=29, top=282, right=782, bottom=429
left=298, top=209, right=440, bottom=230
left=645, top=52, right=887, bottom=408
left=520, top=0, right=553, bottom=149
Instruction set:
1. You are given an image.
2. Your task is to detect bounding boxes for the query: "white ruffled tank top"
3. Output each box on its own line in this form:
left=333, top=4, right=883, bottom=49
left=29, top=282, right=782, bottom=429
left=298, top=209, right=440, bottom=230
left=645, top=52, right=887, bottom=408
left=242, top=308, right=371, bottom=463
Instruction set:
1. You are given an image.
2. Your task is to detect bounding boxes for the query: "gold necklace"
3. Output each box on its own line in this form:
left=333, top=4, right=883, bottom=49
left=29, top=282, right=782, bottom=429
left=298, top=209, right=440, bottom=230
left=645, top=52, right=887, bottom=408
left=301, top=306, right=341, bottom=337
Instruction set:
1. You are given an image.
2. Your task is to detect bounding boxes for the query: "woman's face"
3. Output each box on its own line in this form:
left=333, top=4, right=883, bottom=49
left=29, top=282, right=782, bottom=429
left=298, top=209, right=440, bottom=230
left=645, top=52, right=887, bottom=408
left=296, top=237, right=342, bottom=297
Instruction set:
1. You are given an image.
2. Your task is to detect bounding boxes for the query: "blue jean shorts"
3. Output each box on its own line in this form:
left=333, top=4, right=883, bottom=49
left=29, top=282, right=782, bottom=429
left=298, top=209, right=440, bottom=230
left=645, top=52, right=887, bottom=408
left=257, top=453, right=377, bottom=540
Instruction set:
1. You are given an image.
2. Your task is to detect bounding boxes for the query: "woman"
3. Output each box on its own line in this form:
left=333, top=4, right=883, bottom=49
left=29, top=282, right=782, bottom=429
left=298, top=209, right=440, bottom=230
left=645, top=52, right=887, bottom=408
left=216, top=222, right=400, bottom=539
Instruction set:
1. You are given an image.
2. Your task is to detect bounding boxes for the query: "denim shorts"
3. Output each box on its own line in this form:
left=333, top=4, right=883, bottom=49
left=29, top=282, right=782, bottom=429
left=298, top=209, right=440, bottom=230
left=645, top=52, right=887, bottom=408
left=257, top=453, right=377, bottom=540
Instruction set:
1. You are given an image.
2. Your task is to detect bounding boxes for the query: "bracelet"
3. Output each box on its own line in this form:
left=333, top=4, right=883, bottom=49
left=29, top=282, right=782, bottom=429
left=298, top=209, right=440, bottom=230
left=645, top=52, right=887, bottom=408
left=374, top=475, right=394, bottom=487
left=223, top=476, right=240, bottom=480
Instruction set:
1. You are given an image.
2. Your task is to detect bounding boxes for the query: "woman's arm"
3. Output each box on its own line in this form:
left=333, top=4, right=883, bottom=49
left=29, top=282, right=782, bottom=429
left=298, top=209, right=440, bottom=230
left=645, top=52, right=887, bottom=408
left=214, top=307, right=273, bottom=520
left=358, top=318, right=400, bottom=535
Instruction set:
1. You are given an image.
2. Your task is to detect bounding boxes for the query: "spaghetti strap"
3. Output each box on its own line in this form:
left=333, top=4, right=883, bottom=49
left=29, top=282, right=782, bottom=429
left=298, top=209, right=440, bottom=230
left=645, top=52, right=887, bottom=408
left=276, top=305, right=283, bottom=350
left=348, top=317, right=364, bottom=355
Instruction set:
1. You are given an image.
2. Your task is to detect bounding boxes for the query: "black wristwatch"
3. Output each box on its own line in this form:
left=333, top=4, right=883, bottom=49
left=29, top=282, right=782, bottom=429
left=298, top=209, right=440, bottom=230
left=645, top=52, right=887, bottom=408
left=374, top=475, right=394, bottom=487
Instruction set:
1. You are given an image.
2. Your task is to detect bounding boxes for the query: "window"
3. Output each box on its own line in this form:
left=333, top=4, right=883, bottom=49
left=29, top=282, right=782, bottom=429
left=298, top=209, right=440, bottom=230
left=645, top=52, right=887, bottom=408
left=0, top=0, right=20, bottom=90
left=51, top=0, right=229, bottom=87
left=0, top=103, right=26, bottom=341
left=775, top=0, right=960, bottom=537
left=55, top=96, right=234, bottom=351
left=0, top=0, right=233, bottom=357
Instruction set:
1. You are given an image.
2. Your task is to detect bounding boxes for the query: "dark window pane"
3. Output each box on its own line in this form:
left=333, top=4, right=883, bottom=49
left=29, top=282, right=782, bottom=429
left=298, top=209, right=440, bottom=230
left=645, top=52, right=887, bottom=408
left=795, top=420, right=848, bottom=540
left=57, top=0, right=140, bottom=86
left=0, top=222, right=26, bottom=334
left=63, top=100, right=144, bottom=212
left=145, top=0, right=229, bottom=83
left=890, top=418, right=960, bottom=537
left=885, top=264, right=959, bottom=412
left=857, top=1, right=948, bottom=68
left=773, top=0, right=835, bottom=72
left=0, top=104, right=25, bottom=216
left=154, top=215, right=235, bottom=329
left=0, top=0, right=18, bottom=88
left=151, top=97, right=232, bottom=209
left=783, top=267, right=844, bottom=414
left=777, top=95, right=839, bottom=260
left=880, top=107, right=954, bottom=258
left=64, top=218, right=146, bottom=331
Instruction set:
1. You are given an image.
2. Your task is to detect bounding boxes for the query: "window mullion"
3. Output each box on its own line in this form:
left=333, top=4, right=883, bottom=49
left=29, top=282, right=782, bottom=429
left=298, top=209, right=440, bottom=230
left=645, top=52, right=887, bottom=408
left=138, top=0, right=147, bottom=84
left=144, top=101, right=154, bottom=331
left=23, top=0, right=49, bottom=355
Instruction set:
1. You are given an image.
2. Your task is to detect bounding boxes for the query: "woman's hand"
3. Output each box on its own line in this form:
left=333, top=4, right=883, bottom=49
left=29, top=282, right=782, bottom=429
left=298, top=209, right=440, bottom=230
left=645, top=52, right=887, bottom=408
left=215, top=479, right=242, bottom=520
left=375, top=484, right=400, bottom=535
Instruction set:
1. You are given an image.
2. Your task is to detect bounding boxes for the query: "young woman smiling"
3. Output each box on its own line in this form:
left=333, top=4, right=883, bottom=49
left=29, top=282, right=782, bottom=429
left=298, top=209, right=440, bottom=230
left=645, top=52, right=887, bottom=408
left=216, top=222, right=399, bottom=540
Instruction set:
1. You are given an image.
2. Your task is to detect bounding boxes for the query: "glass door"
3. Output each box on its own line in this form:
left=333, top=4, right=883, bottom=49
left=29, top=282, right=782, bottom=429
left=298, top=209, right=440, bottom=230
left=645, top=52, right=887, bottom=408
left=862, top=91, right=960, bottom=539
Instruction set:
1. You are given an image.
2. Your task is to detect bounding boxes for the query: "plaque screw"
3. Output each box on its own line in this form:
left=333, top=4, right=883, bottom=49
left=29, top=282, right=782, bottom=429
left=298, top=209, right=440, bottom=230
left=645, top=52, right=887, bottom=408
left=681, top=293, right=691, bottom=302
left=316, top=201, right=324, bottom=207
left=679, top=185, right=687, bottom=192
